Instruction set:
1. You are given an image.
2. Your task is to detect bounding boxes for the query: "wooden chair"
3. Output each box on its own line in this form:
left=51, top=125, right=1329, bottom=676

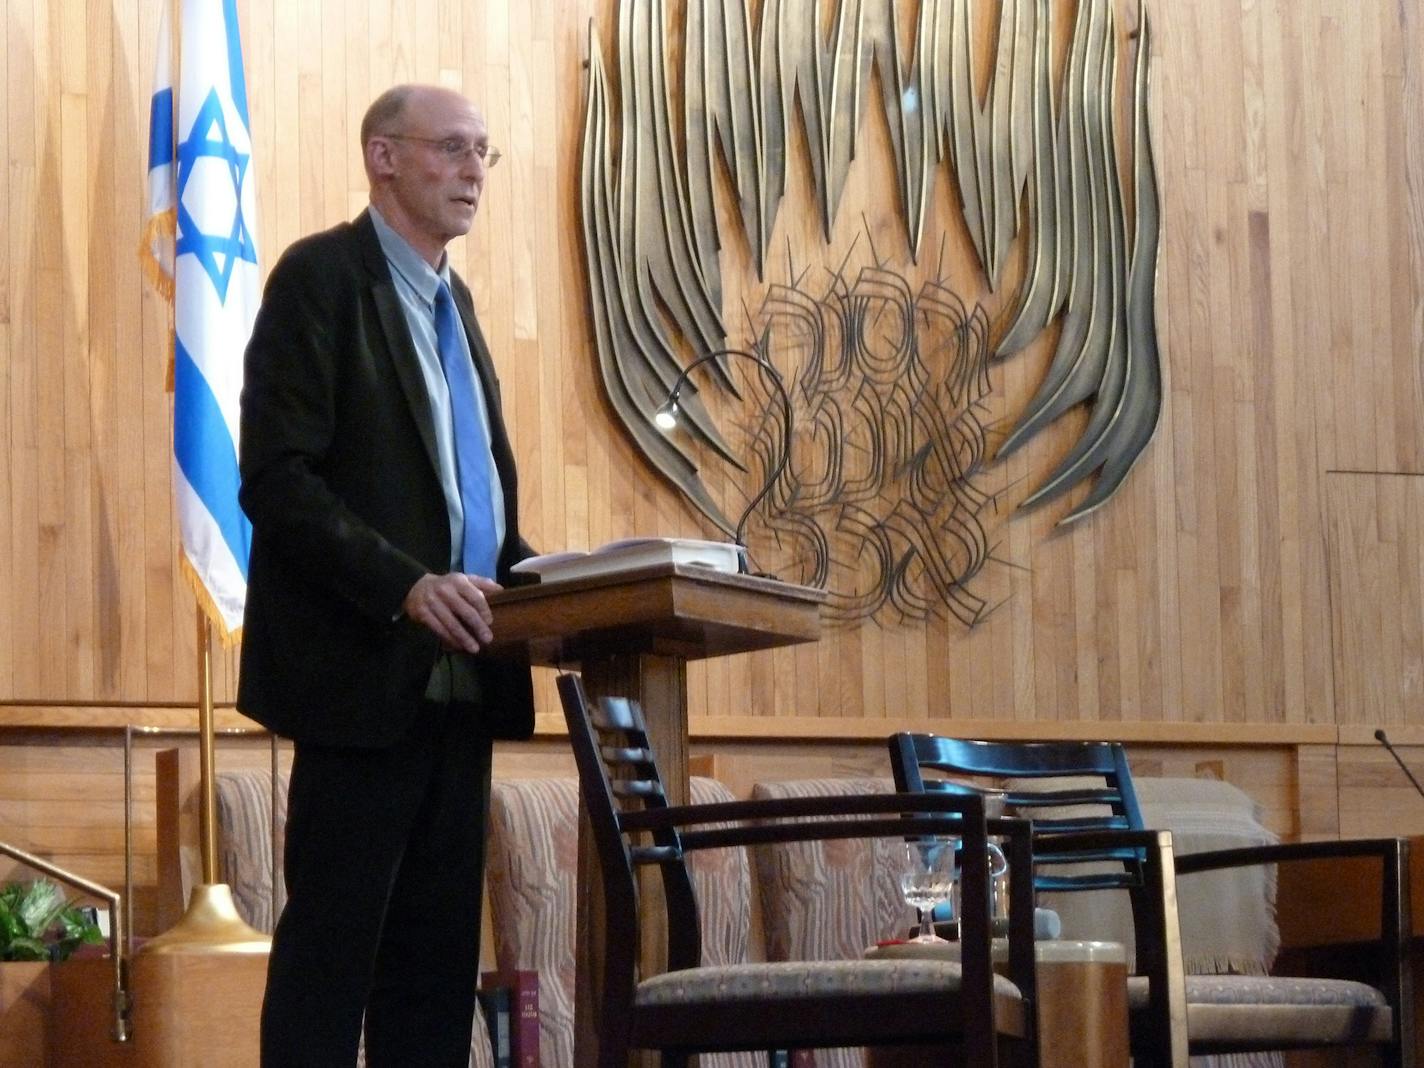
left=486, top=776, right=766, bottom=1068
left=889, top=733, right=1415, bottom=1067
left=558, top=673, right=1038, bottom=1067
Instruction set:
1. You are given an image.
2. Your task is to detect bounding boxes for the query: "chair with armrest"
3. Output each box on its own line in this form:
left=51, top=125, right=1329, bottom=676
left=486, top=775, right=765, bottom=1068
left=749, top=776, right=1181, bottom=1068
left=889, top=732, right=1415, bottom=1067
left=557, top=673, right=1038, bottom=1067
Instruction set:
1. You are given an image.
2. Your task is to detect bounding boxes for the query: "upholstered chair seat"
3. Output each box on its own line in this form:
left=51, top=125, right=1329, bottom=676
left=1126, top=974, right=1394, bottom=1045
left=636, top=956, right=1025, bottom=1005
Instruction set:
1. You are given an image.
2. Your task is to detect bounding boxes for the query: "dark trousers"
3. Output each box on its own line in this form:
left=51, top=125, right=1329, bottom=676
left=260, top=700, right=494, bottom=1067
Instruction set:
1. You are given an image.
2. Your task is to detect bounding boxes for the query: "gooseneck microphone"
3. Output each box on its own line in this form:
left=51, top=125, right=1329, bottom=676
left=1375, top=728, right=1424, bottom=801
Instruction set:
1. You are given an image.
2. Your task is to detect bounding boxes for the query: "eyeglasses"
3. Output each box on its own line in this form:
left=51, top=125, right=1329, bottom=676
left=383, top=135, right=502, bottom=167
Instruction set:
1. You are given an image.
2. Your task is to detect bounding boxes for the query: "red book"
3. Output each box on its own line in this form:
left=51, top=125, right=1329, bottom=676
left=481, top=970, right=539, bottom=1068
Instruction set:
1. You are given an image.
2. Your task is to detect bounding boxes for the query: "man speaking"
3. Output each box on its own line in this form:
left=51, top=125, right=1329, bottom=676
left=237, top=84, right=533, bottom=1066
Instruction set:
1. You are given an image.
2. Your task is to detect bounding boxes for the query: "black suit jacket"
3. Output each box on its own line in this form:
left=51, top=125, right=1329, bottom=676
left=237, top=210, right=534, bottom=748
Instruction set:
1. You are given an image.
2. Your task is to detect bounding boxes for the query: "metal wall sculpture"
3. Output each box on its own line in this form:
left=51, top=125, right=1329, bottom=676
left=580, top=0, right=1161, bottom=624
left=747, top=243, right=1001, bottom=624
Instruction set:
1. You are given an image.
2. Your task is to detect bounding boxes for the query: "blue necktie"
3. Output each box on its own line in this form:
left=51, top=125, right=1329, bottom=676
left=434, top=281, right=499, bottom=577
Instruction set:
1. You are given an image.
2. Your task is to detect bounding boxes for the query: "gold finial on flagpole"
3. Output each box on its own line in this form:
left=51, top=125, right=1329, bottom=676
left=141, top=608, right=269, bottom=954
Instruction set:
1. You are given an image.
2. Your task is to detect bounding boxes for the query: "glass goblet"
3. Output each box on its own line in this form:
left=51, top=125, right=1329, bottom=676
left=900, top=838, right=957, bottom=943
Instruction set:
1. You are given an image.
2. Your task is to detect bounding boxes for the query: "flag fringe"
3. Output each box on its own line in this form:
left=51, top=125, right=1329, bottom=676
left=138, top=210, right=176, bottom=302
left=181, top=553, right=243, bottom=648
left=139, top=209, right=178, bottom=392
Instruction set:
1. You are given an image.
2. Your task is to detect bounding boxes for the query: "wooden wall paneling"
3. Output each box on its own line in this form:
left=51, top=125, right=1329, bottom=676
left=88, top=0, right=115, bottom=700
left=1399, top=484, right=1424, bottom=712
left=470, top=0, right=508, bottom=328
left=1376, top=484, right=1409, bottom=723
left=437, top=0, right=462, bottom=83
left=921, top=616, right=951, bottom=723
left=553, top=0, right=591, bottom=562
left=140, top=1, right=173, bottom=703
left=1005, top=488, right=1037, bottom=720
left=1336, top=741, right=1424, bottom=840
left=1325, top=473, right=1424, bottom=731
left=1221, top=166, right=1266, bottom=724
left=1286, top=3, right=1335, bottom=727
left=362, top=0, right=393, bottom=146
left=1363, top=12, right=1399, bottom=473
left=2, top=0, right=1423, bottom=742
left=836, top=626, right=865, bottom=721
left=319, top=0, right=348, bottom=231
left=745, top=644, right=771, bottom=723
left=1033, top=501, right=1078, bottom=722
left=1394, top=0, right=1424, bottom=475
left=526, top=1, right=567, bottom=556
left=794, top=633, right=821, bottom=723
left=1325, top=475, right=1381, bottom=726
left=1112, top=479, right=1153, bottom=721
left=136, top=0, right=175, bottom=706
left=0, top=0, right=15, bottom=701
left=750, top=647, right=776, bottom=721
left=295, top=0, right=323, bottom=236
left=1244, top=207, right=1285, bottom=720
left=1357, top=12, right=1395, bottom=470
left=341, top=0, right=368, bottom=220
left=1176, top=33, right=1231, bottom=721
left=556, top=0, right=595, bottom=565
left=1071, top=507, right=1101, bottom=719
left=1294, top=743, right=1341, bottom=842
left=240, top=0, right=272, bottom=262
left=31, top=0, right=65, bottom=702
left=955, top=586, right=986, bottom=721
left=981, top=594, right=1010, bottom=721
left=1308, top=12, right=1346, bottom=471
left=1121, top=743, right=1299, bottom=840
left=0, top=734, right=161, bottom=929
left=70, top=0, right=103, bottom=705
left=110, top=0, right=148, bottom=703
left=413, top=0, right=441, bottom=84
left=902, top=621, right=928, bottom=725
left=1088, top=507, right=1118, bottom=724
left=1256, top=3, right=1307, bottom=726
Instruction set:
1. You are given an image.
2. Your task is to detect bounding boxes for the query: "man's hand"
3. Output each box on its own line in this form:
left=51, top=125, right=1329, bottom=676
left=402, top=572, right=503, bottom=654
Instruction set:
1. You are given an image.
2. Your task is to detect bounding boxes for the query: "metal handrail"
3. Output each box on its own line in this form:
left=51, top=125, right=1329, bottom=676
left=0, top=841, right=129, bottom=1042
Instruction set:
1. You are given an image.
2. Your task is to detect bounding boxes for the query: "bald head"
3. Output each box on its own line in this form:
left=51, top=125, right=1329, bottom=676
left=360, top=85, right=418, bottom=151
left=361, top=84, right=491, bottom=266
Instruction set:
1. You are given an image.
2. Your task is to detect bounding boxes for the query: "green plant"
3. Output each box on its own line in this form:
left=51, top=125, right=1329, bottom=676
left=0, top=879, right=103, bottom=962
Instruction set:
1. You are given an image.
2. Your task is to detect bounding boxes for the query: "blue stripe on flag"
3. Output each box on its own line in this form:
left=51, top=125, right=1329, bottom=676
left=174, top=337, right=251, bottom=580
left=148, top=87, right=174, bottom=169
left=223, top=0, right=250, bottom=129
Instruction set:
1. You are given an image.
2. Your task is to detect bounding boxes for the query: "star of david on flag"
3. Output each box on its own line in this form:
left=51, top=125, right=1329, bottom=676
left=142, top=0, right=258, bottom=641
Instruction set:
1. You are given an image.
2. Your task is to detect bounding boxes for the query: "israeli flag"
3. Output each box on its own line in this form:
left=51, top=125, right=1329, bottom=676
left=142, top=0, right=258, bottom=640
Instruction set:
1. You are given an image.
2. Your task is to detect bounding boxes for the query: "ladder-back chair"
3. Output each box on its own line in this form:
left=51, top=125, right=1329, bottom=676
left=889, top=733, right=1413, bottom=1067
left=560, top=674, right=1038, bottom=1067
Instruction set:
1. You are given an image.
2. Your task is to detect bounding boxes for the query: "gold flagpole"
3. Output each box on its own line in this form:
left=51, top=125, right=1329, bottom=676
left=137, top=0, right=264, bottom=956
left=140, top=607, right=269, bottom=954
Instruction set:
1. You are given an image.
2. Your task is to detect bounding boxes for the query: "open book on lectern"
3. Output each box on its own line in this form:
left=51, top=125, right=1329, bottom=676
left=508, top=537, right=741, bottom=584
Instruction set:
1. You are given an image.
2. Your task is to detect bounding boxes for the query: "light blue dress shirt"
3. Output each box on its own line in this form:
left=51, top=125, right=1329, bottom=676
left=368, top=206, right=506, bottom=573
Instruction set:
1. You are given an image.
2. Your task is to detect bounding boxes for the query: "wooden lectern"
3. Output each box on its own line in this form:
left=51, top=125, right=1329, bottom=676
left=488, top=563, right=824, bottom=1068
